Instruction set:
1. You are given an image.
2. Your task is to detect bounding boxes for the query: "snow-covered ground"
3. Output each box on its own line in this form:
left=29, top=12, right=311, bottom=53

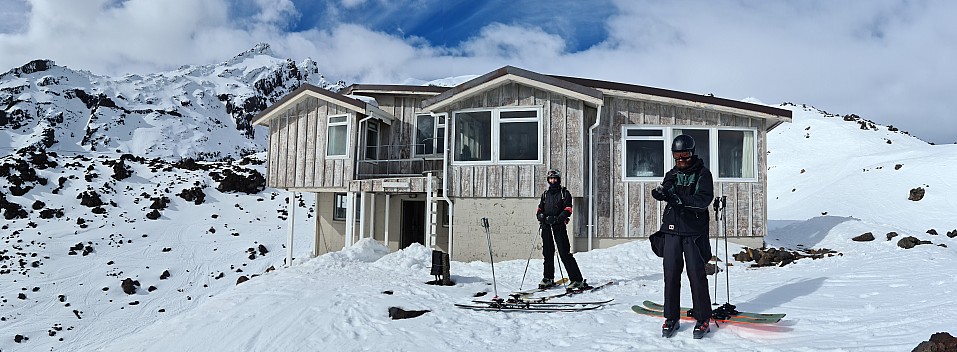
left=2, top=103, right=955, bottom=351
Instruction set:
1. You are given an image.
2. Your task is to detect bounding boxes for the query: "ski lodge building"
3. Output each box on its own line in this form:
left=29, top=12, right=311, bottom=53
left=251, top=66, right=792, bottom=263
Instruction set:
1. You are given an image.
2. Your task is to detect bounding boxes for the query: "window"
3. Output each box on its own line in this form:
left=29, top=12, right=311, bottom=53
left=333, top=193, right=360, bottom=221
left=624, top=128, right=665, bottom=178
left=326, top=115, right=348, bottom=157
left=454, top=110, right=492, bottom=161
left=453, top=108, right=540, bottom=163
left=622, top=126, right=757, bottom=181
left=718, top=129, right=755, bottom=178
left=364, top=120, right=378, bottom=159
left=499, top=110, right=539, bottom=161
left=414, top=113, right=446, bottom=156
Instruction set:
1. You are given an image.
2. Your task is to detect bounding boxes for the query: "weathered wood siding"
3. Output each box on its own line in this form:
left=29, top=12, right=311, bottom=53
left=266, top=96, right=355, bottom=190
left=593, top=96, right=769, bottom=239
left=440, top=82, right=588, bottom=198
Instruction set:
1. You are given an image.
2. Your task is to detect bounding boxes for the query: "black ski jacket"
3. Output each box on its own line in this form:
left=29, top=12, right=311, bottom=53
left=537, top=186, right=572, bottom=223
left=658, top=156, right=714, bottom=236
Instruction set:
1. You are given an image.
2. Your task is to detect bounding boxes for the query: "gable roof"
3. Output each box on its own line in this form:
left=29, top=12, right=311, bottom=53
left=252, top=84, right=376, bottom=126
left=341, top=84, right=449, bottom=96
left=551, top=75, right=792, bottom=121
left=421, top=66, right=605, bottom=111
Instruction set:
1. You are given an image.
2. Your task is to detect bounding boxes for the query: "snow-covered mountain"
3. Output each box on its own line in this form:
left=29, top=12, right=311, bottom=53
left=1, top=43, right=340, bottom=160
left=1, top=49, right=955, bottom=351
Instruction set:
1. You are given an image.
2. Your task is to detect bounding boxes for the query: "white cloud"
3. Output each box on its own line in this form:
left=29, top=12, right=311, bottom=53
left=0, top=0, right=954, bottom=143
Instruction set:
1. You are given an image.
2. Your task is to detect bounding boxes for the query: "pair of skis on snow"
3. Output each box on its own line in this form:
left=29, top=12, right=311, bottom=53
left=455, top=280, right=615, bottom=312
left=631, top=300, right=785, bottom=324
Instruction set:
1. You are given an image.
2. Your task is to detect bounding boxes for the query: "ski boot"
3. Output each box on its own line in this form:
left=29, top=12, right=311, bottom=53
left=693, top=320, right=710, bottom=339
left=538, top=278, right=556, bottom=289
left=661, top=319, right=679, bottom=338
left=567, top=280, right=589, bottom=291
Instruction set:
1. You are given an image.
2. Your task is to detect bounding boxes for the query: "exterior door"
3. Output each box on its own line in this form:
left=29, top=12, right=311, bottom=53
left=400, top=200, right=425, bottom=249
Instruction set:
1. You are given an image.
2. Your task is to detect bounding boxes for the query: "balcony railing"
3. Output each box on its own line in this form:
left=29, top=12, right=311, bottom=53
left=356, top=143, right=445, bottom=180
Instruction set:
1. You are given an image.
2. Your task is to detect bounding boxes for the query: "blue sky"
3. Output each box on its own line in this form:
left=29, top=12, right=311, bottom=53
left=1, top=0, right=955, bottom=144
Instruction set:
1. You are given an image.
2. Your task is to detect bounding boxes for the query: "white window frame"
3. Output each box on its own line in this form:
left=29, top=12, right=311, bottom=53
left=332, top=192, right=360, bottom=222
left=714, top=127, right=759, bottom=182
left=621, top=126, right=667, bottom=181
left=413, top=113, right=447, bottom=158
left=325, top=114, right=350, bottom=159
left=452, top=106, right=543, bottom=165
left=621, top=125, right=758, bottom=182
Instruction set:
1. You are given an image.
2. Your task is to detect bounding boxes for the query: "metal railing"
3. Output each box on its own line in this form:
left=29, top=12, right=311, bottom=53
left=356, top=142, right=445, bottom=179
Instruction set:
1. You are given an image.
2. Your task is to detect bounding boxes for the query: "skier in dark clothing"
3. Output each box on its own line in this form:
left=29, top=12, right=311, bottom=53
left=535, top=169, right=587, bottom=291
left=651, top=134, right=715, bottom=339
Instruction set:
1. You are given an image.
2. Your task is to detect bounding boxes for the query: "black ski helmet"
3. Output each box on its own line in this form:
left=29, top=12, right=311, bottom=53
left=545, top=169, right=561, bottom=180
left=671, top=134, right=695, bottom=154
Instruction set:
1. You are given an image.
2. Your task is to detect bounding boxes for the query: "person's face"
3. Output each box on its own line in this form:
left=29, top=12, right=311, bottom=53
left=547, top=177, right=559, bottom=184
left=673, top=151, right=693, bottom=170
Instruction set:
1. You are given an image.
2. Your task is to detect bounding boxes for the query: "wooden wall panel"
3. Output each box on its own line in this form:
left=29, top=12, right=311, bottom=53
left=566, top=99, right=583, bottom=196
left=487, top=166, right=502, bottom=198
left=276, top=112, right=290, bottom=188
left=303, top=99, right=317, bottom=187
left=502, top=165, right=519, bottom=198
left=267, top=119, right=280, bottom=188
left=519, top=165, right=536, bottom=198
left=548, top=92, right=566, bottom=178
left=294, top=101, right=307, bottom=188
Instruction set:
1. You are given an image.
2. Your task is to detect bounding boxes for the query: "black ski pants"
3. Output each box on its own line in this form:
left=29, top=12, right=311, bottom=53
left=662, top=233, right=712, bottom=322
left=541, top=223, right=583, bottom=283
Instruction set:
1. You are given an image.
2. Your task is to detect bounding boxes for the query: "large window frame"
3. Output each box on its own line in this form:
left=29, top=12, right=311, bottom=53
left=452, top=106, right=542, bottom=165
left=621, top=125, right=758, bottom=182
left=413, top=113, right=447, bottom=158
left=325, top=114, right=350, bottom=159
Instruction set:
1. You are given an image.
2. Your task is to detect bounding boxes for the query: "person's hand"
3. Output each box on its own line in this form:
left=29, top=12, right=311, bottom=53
left=667, top=192, right=682, bottom=207
left=651, top=186, right=667, bottom=201
left=537, top=213, right=545, bottom=222
left=546, top=216, right=557, bottom=225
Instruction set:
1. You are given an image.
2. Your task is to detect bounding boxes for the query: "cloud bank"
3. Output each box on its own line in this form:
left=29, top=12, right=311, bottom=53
left=0, top=0, right=954, bottom=143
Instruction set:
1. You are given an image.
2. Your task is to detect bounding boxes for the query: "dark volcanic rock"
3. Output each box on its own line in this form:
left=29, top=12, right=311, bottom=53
left=852, top=232, right=875, bottom=242
left=897, top=236, right=932, bottom=249
left=912, top=332, right=957, bottom=352
left=177, top=186, right=206, bottom=205
left=121, top=278, right=140, bottom=295
left=212, top=168, right=265, bottom=194
left=909, top=187, right=925, bottom=201
left=77, top=190, right=104, bottom=207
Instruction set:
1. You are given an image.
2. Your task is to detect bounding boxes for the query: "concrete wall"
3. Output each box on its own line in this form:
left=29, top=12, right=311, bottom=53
left=451, top=197, right=579, bottom=262
left=314, top=192, right=347, bottom=255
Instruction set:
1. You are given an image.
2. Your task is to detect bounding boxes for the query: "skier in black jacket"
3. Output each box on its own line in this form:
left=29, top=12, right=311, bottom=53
left=651, top=134, right=714, bottom=339
left=535, top=169, right=587, bottom=291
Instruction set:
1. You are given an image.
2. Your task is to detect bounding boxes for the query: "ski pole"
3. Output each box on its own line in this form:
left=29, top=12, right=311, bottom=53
left=712, top=196, right=720, bottom=305
left=721, top=196, right=731, bottom=304
left=482, top=217, right=499, bottom=299
left=519, top=223, right=543, bottom=291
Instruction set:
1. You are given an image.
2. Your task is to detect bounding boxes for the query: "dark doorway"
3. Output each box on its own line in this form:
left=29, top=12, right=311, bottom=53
left=400, top=200, right=425, bottom=249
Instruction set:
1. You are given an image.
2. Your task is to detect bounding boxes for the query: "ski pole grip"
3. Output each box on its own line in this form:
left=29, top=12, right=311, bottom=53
left=713, top=197, right=720, bottom=211
left=482, top=217, right=489, bottom=229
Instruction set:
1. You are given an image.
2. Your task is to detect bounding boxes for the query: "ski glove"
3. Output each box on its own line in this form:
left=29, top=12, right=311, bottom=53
left=667, top=192, right=683, bottom=207
left=536, top=213, right=545, bottom=222
left=651, top=186, right=667, bottom=201
left=545, top=216, right=557, bottom=225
